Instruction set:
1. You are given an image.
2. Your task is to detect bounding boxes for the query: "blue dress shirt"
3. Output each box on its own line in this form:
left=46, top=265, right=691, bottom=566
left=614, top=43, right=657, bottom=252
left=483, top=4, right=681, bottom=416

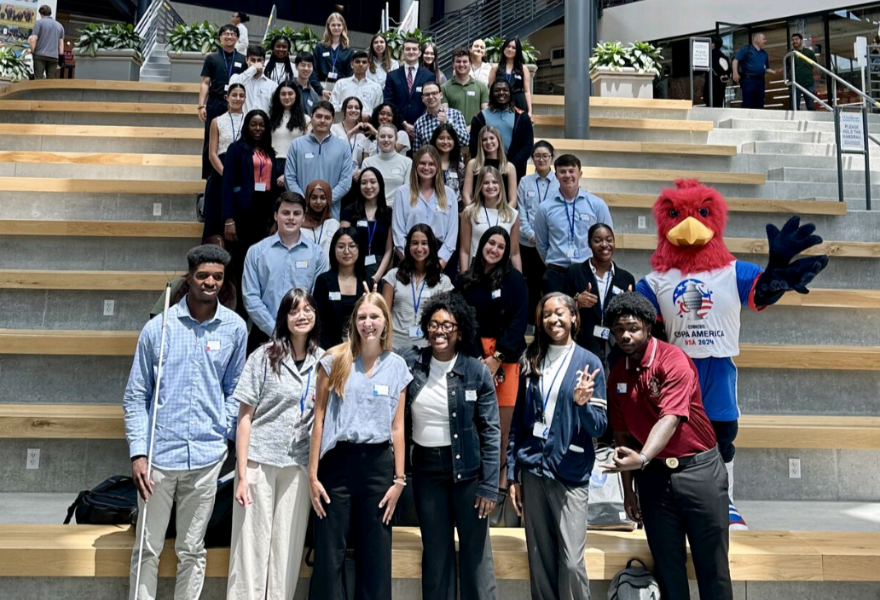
left=123, top=298, right=247, bottom=470
left=517, top=172, right=559, bottom=247
left=391, top=184, right=459, bottom=262
left=534, top=189, right=613, bottom=267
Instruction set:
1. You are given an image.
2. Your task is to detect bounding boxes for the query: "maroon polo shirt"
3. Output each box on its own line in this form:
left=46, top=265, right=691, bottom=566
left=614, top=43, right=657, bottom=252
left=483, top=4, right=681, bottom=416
left=608, top=338, right=716, bottom=459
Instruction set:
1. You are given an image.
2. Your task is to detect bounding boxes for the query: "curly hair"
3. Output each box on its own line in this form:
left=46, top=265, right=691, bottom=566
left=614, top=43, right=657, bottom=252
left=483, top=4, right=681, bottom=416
left=605, top=292, right=657, bottom=327
left=419, top=291, right=478, bottom=352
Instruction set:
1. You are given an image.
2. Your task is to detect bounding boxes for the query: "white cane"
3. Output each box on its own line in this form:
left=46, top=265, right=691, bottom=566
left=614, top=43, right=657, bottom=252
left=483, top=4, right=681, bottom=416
left=132, top=282, right=172, bottom=599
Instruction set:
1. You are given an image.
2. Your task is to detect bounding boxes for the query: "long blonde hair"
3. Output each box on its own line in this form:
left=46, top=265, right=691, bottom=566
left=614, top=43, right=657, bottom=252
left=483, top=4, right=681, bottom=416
left=326, top=293, right=393, bottom=396
left=322, top=12, right=349, bottom=48
left=409, top=145, right=448, bottom=211
left=471, top=125, right=509, bottom=174
left=463, top=166, right=515, bottom=223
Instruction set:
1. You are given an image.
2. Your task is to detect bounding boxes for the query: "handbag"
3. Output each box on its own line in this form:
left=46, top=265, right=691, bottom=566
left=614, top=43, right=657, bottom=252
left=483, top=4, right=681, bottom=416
left=488, top=487, right=521, bottom=528
left=589, top=445, right=636, bottom=531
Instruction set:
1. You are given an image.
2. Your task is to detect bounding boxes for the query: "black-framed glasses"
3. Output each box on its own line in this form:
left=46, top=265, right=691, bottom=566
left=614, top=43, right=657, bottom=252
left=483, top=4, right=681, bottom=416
left=426, top=321, right=458, bottom=333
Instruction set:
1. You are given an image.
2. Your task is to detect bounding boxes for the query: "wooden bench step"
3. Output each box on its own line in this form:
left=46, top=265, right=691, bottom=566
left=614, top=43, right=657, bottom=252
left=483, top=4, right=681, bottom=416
left=0, top=79, right=202, bottom=97
left=0, top=151, right=201, bottom=167
left=0, top=525, right=875, bottom=581
left=0, top=124, right=202, bottom=140
left=534, top=95, right=693, bottom=110
left=601, top=193, right=848, bottom=216
left=0, top=270, right=175, bottom=290
left=524, top=165, right=765, bottom=185
left=0, top=100, right=195, bottom=115
left=0, top=219, right=200, bottom=238
left=0, top=177, right=202, bottom=194
left=0, top=330, right=139, bottom=356
left=542, top=138, right=737, bottom=157
left=532, top=115, right=714, bottom=132
left=3, top=405, right=877, bottom=450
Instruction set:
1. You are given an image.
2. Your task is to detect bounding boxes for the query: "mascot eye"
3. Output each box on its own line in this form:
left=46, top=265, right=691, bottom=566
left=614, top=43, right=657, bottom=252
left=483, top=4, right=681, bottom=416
left=668, top=209, right=679, bottom=218
left=699, top=208, right=710, bottom=217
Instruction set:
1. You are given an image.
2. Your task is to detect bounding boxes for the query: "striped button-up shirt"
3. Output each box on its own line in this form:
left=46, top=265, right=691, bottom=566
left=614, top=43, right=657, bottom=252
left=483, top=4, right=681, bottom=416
left=123, top=298, right=248, bottom=471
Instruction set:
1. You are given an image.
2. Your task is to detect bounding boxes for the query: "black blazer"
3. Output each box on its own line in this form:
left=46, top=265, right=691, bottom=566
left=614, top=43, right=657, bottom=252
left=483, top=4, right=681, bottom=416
left=469, top=109, right=534, bottom=180
left=313, top=270, right=369, bottom=349
left=383, top=65, right=436, bottom=126
left=563, top=261, right=636, bottom=359
left=221, top=141, right=281, bottom=223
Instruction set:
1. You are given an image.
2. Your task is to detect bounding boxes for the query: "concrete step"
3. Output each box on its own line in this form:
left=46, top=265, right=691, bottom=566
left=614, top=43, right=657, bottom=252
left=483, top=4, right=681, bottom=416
left=536, top=124, right=710, bottom=144
left=721, top=117, right=880, bottom=135
left=0, top=290, right=159, bottom=330
left=0, top=132, right=201, bottom=155
left=0, top=162, right=199, bottom=181
left=139, top=75, right=172, bottom=83
left=767, top=166, right=880, bottom=185
left=0, top=88, right=198, bottom=103
left=690, top=105, right=880, bottom=124
left=0, top=191, right=199, bottom=221
left=0, top=111, right=197, bottom=129
left=707, top=128, right=831, bottom=145
left=0, top=236, right=196, bottom=270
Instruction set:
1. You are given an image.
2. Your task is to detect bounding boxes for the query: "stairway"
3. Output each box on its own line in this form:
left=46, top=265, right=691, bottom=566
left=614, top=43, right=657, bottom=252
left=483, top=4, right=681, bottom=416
left=139, top=42, right=171, bottom=82
left=0, top=80, right=877, bottom=598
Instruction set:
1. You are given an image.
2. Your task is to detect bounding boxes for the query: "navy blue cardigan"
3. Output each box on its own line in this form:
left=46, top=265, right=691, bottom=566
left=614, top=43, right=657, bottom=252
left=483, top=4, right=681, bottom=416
left=507, top=343, right=608, bottom=486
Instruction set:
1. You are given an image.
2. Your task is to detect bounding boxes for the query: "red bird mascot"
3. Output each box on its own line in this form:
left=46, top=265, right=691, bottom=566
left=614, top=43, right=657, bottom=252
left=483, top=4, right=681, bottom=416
left=635, top=180, right=828, bottom=529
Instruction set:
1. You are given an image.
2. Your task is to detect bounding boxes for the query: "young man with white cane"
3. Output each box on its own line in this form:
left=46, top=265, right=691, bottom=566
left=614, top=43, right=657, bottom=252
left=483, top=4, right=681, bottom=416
left=124, top=245, right=247, bottom=600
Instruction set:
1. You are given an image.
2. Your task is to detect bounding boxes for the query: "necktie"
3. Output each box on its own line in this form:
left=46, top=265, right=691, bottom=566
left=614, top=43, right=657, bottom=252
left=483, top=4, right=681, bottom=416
left=407, top=67, right=414, bottom=93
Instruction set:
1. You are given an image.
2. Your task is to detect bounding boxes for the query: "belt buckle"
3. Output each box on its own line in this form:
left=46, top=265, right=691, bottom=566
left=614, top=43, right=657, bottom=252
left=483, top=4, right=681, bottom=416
left=665, top=457, right=680, bottom=469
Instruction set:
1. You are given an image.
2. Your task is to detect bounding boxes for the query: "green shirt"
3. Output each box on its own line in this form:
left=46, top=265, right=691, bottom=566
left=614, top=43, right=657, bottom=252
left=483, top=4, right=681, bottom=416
left=795, top=47, right=816, bottom=87
left=442, top=77, right=489, bottom=124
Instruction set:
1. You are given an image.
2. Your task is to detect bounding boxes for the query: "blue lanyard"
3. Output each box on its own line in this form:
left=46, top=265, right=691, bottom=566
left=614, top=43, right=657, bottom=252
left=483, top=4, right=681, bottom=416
left=562, top=199, right=577, bottom=243
left=483, top=206, right=499, bottom=227
left=595, top=266, right=613, bottom=314
left=300, top=367, right=312, bottom=414
left=411, top=278, right=427, bottom=315
left=312, top=222, right=325, bottom=244
left=366, top=220, right=377, bottom=251
left=222, top=51, right=235, bottom=80
left=539, top=344, right=574, bottom=421
left=535, top=177, right=551, bottom=205
left=228, top=113, right=242, bottom=140
left=329, top=45, right=340, bottom=72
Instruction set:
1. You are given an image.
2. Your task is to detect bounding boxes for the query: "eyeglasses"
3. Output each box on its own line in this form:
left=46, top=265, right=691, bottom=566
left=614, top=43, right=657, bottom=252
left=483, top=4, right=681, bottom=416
left=427, top=321, right=458, bottom=333
left=423, top=91, right=441, bottom=97
left=289, top=308, right=315, bottom=318
left=533, top=153, right=552, bottom=160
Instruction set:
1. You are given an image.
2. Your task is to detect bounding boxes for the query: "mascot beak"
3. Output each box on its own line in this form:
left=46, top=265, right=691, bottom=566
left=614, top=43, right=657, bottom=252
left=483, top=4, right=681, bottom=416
left=666, top=217, right=715, bottom=247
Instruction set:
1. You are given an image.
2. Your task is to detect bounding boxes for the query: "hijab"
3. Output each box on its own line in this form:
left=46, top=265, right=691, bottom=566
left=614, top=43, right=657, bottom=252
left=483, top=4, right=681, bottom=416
left=303, top=179, right=332, bottom=229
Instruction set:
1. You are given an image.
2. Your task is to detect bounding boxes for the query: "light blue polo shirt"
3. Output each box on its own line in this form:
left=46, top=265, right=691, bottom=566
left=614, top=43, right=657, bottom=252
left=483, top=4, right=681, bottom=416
left=534, top=189, right=613, bottom=267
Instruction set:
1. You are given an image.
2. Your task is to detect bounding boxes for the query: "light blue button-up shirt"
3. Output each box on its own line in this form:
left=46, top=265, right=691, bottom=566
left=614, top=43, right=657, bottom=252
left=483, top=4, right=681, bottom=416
left=243, top=232, right=330, bottom=336
left=284, top=132, right=354, bottom=219
left=534, top=188, right=613, bottom=267
left=517, top=171, right=559, bottom=248
left=123, top=298, right=247, bottom=471
left=391, top=184, right=459, bottom=262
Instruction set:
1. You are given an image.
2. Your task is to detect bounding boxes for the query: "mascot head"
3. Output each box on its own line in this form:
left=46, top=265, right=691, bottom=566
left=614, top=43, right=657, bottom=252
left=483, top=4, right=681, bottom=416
left=651, top=179, right=736, bottom=274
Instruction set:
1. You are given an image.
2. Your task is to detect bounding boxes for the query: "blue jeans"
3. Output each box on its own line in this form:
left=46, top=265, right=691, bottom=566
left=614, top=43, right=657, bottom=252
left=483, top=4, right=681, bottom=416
left=740, top=76, right=765, bottom=109
left=795, top=83, right=815, bottom=110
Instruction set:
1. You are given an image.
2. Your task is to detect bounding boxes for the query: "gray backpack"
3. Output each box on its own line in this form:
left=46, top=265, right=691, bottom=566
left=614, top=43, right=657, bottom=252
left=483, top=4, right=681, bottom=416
left=608, top=558, right=661, bottom=600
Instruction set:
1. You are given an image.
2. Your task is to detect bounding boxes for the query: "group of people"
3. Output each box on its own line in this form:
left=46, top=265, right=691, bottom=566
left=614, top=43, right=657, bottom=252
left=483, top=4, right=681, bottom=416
left=122, top=11, right=739, bottom=600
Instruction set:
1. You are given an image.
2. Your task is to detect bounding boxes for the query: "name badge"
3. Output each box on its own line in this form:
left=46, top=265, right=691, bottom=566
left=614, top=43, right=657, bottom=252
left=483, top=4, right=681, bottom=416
left=254, top=182, right=267, bottom=192
left=578, top=214, right=592, bottom=222
left=532, top=422, right=549, bottom=440
left=365, top=255, right=377, bottom=266
left=415, top=86, right=422, bottom=92
left=305, top=153, right=315, bottom=159
left=373, top=384, right=389, bottom=396
left=491, top=289, right=501, bottom=299
left=322, top=51, right=331, bottom=57
left=295, top=260, right=309, bottom=269
left=465, top=390, right=478, bottom=402
left=616, top=383, right=627, bottom=394
left=467, top=90, right=476, bottom=96
left=593, top=325, right=611, bottom=340
left=307, top=99, right=314, bottom=106
left=206, top=340, right=221, bottom=352
left=224, top=84, right=229, bottom=91
left=566, top=246, right=577, bottom=258
left=327, top=72, right=338, bottom=80
left=527, top=190, right=536, bottom=197
left=612, top=285, right=624, bottom=295
left=234, top=62, right=242, bottom=68
left=515, top=74, right=522, bottom=79
left=409, top=325, right=423, bottom=338
left=357, top=220, right=369, bottom=227
left=328, top=292, right=341, bottom=301
left=434, top=204, right=444, bottom=212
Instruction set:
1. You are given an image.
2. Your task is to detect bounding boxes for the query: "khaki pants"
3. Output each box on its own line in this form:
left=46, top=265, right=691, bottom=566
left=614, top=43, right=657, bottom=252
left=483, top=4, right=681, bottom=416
left=33, top=55, right=57, bottom=79
left=129, top=459, right=224, bottom=600
left=227, top=461, right=311, bottom=600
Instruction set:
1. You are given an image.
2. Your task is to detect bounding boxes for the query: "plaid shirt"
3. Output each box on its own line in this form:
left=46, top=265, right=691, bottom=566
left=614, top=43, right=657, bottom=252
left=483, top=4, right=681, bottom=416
left=123, top=298, right=247, bottom=471
left=413, top=107, right=469, bottom=151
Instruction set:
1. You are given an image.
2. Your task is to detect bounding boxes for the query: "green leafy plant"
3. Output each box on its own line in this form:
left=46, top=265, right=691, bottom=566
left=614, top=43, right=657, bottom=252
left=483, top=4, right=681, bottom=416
left=75, top=23, right=144, bottom=59
left=381, top=28, right=432, bottom=61
left=483, top=36, right=540, bottom=64
left=0, top=46, right=30, bottom=81
left=589, top=41, right=663, bottom=75
left=262, top=26, right=322, bottom=53
left=167, top=21, right=219, bottom=54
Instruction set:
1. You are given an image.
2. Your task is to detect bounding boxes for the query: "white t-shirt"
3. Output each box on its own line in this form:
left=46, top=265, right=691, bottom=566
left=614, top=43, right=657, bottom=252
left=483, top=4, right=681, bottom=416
left=361, top=150, right=412, bottom=205
left=465, top=206, right=517, bottom=265
left=412, top=354, right=456, bottom=447
left=540, top=343, right=576, bottom=430
left=303, top=219, right=340, bottom=260
left=272, top=111, right=309, bottom=157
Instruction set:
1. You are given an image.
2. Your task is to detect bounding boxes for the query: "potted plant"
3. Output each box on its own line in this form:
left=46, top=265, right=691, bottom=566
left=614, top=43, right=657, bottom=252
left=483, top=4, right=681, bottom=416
left=74, top=23, right=144, bottom=81
left=589, top=41, right=663, bottom=99
left=483, top=36, right=540, bottom=93
left=0, top=46, right=30, bottom=89
left=262, top=26, right=322, bottom=54
left=166, top=21, right=218, bottom=83
left=381, top=28, right=432, bottom=61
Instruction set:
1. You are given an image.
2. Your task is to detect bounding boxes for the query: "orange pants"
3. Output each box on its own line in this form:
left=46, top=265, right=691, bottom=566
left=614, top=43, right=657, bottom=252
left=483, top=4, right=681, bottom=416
left=480, top=338, right=520, bottom=407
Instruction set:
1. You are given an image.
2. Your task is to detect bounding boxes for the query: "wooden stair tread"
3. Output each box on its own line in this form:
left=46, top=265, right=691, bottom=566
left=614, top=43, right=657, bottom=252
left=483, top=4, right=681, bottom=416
left=601, top=193, right=847, bottom=215
left=0, top=79, right=201, bottom=97
left=541, top=138, right=737, bottom=156
left=0, top=124, right=202, bottom=139
left=0, top=329, right=140, bottom=356
left=0, top=269, right=176, bottom=290
left=0, top=177, right=202, bottom=194
left=0, top=151, right=200, bottom=167
left=532, top=115, right=713, bottom=131
left=0, top=219, right=201, bottom=238
left=533, top=95, right=693, bottom=110
left=0, top=100, right=196, bottom=115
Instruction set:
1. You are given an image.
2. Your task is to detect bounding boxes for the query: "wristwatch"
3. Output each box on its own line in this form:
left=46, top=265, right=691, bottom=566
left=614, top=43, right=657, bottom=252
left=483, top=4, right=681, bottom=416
left=639, top=453, right=650, bottom=470
left=492, top=350, right=505, bottom=363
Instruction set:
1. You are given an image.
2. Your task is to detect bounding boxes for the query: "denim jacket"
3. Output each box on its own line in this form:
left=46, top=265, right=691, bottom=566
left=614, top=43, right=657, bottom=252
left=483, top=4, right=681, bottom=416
left=507, top=344, right=608, bottom=486
left=405, top=348, right=501, bottom=501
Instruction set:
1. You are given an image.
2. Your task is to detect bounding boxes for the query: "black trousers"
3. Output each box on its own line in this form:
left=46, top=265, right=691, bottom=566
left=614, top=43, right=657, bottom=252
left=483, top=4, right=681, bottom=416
left=636, top=448, right=732, bottom=600
left=541, top=267, right=568, bottom=296
left=740, top=77, right=765, bottom=109
left=313, top=442, right=394, bottom=600
left=520, top=244, right=545, bottom=326
left=412, top=444, right=497, bottom=600
left=229, top=191, right=274, bottom=322
left=202, top=96, right=228, bottom=179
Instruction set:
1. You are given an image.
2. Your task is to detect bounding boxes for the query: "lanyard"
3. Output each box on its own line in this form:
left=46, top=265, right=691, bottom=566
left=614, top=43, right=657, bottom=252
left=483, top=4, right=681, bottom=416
left=535, top=177, right=551, bottom=205
left=539, top=344, right=574, bottom=422
left=228, top=113, right=242, bottom=140
left=312, top=222, right=325, bottom=245
left=595, top=266, right=613, bottom=315
left=300, top=367, right=312, bottom=414
left=366, top=220, right=377, bottom=251
left=483, top=206, right=499, bottom=228
left=411, top=278, right=427, bottom=316
left=562, top=199, right=578, bottom=243
left=222, top=51, right=235, bottom=80
left=329, top=45, right=340, bottom=73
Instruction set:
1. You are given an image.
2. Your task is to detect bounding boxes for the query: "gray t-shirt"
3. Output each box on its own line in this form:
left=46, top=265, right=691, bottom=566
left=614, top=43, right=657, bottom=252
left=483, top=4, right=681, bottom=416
left=382, top=268, right=455, bottom=350
left=33, top=17, right=64, bottom=59
left=318, top=350, right=413, bottom=459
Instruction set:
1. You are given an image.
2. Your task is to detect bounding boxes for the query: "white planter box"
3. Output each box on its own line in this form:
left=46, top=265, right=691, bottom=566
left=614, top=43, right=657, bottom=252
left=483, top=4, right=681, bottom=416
left=74, top=49, right=144, bottom=81
left=167, top=50, right=208, bottom=83
left=590, top=67, right=656, bottom=99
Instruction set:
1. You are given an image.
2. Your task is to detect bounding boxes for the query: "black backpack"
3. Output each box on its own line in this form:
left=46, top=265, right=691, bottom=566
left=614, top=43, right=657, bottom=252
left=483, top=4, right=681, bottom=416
left=64, top=475, right=138, bottom=525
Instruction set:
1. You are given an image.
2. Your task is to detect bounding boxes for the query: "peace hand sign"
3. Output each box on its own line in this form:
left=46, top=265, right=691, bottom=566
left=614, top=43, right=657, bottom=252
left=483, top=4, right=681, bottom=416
left=362, top=279, right=379, bottom=295
left=573, top=367, right=601, bottom=406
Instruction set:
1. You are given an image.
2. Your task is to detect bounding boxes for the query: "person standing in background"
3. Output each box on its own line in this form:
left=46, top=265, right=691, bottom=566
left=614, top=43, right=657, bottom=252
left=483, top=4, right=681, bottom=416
left=489, top=38, right=532, bottom=116
left=703, top=34, right=730, bottom=108
left=469, top=39, right=493, bottom=86
left=229, top=45, right=278, bottom=115
left=125, top=244, right=247, bottom=600
left=790, top=33, right=817, bottom=110
left=340, top=167, right=396, bottom=283
left=361, top=124, right=412, bottom=206
left=301, top=180, right=340, bottom=260
left=442, top=47, right=490, bottom=131
left=203, top=84, right=247, bottom=241
left=269, top=82, right=310, bottom=176
left=231, top=12, right=249, bottom=55
left=431, top=123, right=467, bottom=201
left=420, top=41, right=447, bottom=84
left=732, top=32, right=776, bottom=109
left=383, top=38, right=437, bottom=138
left=330, top=50, right=385, bottom=119
left=265, top=36, right=295, bottom=84
left=292, top=52, right=322, bottom=115
left=30, top=5, right=64, bottom=80
left=313, top=227, right=370, bottom=349
left=414, top=81, right=470, bottom=151
left=367, top=32, right=399, bottom=87
left=313, top=12, right=354, bottom=96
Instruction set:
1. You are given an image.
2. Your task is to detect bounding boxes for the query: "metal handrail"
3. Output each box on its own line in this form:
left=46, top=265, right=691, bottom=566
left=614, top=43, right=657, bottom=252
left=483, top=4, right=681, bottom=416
left=136, top=0, right=184, bottom=70
left=784, top=50, right=880, bottom=111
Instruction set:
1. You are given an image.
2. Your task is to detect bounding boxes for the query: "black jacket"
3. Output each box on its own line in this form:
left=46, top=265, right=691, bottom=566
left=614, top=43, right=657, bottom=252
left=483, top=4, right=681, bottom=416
left=221, top=141, right=281, bottom=222
left=469, top=109, right=534, bottom=180
left=406, top=348, right=501, bottom=500
left=457, top=269, right=528, bottom=362
left=563, top=260, right=635, bottom=360
left=312, top=271, right=368, bottom=349
left=383, top=65, right=437, bottom=127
